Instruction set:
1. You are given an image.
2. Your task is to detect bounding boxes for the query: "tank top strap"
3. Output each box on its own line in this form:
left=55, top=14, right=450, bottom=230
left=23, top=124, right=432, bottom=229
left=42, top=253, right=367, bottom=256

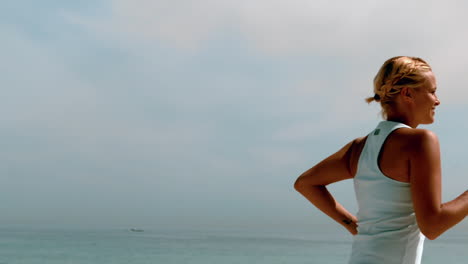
left=358, top=121, right=411, bottom=174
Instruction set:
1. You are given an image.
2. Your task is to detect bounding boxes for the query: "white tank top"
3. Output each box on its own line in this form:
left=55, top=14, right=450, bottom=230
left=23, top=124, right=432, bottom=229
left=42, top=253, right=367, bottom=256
left=348, top=121, right=425, bottom=264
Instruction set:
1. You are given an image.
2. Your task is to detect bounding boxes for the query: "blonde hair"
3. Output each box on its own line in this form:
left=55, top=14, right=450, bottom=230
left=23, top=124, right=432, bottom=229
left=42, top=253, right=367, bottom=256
left=366, top=56, right=432, bottom=118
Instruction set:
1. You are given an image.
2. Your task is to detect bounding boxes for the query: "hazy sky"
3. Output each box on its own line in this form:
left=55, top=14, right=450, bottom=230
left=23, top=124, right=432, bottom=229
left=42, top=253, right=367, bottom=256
left=2, top=1, right=468, bottom=233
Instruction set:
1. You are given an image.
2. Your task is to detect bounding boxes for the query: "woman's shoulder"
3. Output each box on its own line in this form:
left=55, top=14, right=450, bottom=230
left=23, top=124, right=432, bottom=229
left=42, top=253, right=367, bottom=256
left=349, top=136, right=368, bottom=156
left=394, top=127, right=437, bottom=139
left=392, top=127, right=439, bottom=150
left=351, top=135, right=367, bottom=146
left=346, top=136, right=368, bottom=175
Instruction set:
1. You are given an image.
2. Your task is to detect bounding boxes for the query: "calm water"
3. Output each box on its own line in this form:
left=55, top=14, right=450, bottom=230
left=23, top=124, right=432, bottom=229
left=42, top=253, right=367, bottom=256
left=0, top=227, right=466, bottom=263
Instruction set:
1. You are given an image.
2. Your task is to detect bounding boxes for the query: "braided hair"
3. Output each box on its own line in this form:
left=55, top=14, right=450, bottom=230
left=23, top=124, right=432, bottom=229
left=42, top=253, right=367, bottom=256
left=366, top=56, right=432, bottom=118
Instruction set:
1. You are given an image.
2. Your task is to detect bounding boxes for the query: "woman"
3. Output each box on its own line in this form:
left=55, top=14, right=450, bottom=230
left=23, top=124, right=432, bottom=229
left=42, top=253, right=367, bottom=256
left=294, top=56, right=468, bottom=264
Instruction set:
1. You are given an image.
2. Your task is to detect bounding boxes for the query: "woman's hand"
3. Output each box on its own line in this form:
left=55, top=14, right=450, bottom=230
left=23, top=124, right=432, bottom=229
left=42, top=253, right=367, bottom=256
left=342, top=217, right=358, bottom=235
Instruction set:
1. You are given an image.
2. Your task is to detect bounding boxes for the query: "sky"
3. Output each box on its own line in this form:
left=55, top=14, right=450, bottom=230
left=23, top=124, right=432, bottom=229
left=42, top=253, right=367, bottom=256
left=1, top=0, right=468, bottom=234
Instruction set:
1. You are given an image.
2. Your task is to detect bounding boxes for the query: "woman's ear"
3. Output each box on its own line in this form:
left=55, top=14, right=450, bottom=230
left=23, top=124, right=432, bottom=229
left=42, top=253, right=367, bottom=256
left=400, top=87, right=413, bottom=102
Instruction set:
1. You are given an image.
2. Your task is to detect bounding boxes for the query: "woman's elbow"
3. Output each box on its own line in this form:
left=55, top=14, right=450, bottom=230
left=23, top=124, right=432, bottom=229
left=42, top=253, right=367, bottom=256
left=293, top=178, right=303, bottom=192
left=294, top=176, right=308, bottom=192
left=418, top=221, right=442, bottom=240
left=420, top=228, right=439, bottom=240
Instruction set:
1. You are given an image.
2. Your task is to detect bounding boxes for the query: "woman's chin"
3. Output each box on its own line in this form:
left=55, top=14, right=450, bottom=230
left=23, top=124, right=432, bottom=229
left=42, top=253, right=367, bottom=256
left=422, top=118, right=435, bottom=125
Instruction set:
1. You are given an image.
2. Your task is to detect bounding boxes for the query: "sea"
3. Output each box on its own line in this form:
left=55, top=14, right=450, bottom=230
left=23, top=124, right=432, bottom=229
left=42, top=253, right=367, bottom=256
left=0, top=227, right=467, bottom=264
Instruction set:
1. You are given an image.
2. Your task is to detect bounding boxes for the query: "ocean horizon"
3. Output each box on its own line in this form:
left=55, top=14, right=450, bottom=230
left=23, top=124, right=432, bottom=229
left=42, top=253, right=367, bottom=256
left=0, top=225, right=466, bottom=264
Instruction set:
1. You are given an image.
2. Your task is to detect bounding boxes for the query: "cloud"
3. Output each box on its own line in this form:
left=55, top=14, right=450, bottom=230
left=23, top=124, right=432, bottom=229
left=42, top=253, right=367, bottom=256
left=64, top=0, right=468, bottom=106
left=0, top=23, right=211, bottom=175
left=64, top=0, right=233, bottom=51
left=7, top=0, right=468, bottom=173
left=64, top=1, right=468, bottom=56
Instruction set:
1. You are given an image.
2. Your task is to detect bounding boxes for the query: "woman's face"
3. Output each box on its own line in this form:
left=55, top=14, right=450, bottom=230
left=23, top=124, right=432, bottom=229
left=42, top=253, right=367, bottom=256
left=412, top=71, right=440, bottom=124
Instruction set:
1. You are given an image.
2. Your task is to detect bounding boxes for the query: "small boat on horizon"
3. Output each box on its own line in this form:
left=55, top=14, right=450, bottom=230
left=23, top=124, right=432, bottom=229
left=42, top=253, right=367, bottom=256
left=130, top=228, right=144, bottom=232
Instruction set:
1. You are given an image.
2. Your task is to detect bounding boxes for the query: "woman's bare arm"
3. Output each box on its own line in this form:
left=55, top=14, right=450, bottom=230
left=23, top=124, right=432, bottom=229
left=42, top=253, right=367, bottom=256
left=409, top=129, right=468, bottom=240
left=294, top=138, right=364, bottom=235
